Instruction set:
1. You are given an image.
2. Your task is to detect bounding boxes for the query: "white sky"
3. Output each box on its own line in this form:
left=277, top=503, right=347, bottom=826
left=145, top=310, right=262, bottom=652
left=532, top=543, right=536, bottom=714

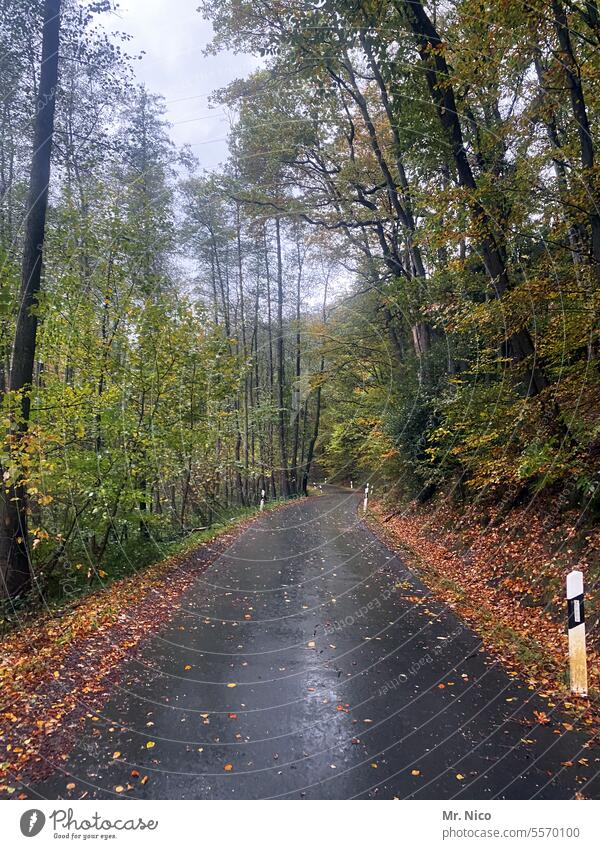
left=114, top=0, right=260, bottom=170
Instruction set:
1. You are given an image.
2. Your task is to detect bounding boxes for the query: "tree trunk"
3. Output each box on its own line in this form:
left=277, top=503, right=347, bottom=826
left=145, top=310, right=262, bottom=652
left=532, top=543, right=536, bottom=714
left=275, top=217, right=290, bottom=497
left=551, top=0, right=600, bottom=281
left=399, top=0, right=548, bottom=395
left=0, top=0, right=61, bottom=598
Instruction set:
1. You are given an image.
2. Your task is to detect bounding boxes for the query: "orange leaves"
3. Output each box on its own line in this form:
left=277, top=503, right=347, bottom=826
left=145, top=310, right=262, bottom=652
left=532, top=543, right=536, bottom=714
left=533, top=710, right=551, bottom=726
left=367, top=499, right=600, bottom=725
left=0, top=514, right=264, bottom=786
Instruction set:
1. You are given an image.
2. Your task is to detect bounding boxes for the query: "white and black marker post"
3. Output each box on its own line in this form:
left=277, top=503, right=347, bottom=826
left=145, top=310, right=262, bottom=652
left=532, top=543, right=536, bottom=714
left=567, top=569, right=587, bottom=696
left=363, top=483, right=369, bottom=513
left=260, top=489, right=265, bottom=512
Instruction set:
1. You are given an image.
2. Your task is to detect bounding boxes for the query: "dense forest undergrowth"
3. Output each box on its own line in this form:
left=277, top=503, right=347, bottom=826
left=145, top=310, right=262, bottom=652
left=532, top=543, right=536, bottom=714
left=0, top=0, right=599, bottom=696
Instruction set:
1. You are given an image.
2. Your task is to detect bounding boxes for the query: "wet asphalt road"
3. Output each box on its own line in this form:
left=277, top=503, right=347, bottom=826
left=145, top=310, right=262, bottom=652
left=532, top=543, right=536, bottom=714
left=30, top=488, right=598, bottom=799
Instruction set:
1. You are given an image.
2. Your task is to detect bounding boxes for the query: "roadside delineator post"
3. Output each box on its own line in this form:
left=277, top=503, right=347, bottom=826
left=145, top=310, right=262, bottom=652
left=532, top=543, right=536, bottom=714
left=260, top=489, right=265, bottom=511
left=363, top=483, right=369, bottom=513
left=566, top=569, right=587, bottom=696
left=350, top=480, right=353, bottom=489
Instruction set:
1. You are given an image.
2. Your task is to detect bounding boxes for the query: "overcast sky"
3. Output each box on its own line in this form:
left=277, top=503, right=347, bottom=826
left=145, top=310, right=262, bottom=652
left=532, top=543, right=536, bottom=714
left=114, top=0, right=260, bottom=170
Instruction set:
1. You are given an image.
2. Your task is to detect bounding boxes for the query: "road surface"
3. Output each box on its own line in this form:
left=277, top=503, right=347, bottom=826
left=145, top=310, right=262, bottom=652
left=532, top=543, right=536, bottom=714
left=30, top=488, right=598, bottom=799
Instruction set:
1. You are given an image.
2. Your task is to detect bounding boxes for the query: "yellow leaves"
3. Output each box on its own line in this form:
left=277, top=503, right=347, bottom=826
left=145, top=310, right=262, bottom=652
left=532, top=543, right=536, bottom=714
left=456, top=773, right=465, bottom=781
left=184, top=664, right=192, bottom=671
left=223, top=763, right=233, bottom=772
left=112, top=751, right=121, bottom=759
left=411, top=769, right=421, bottom=776
left=226, top=682, right=237, bottom=688
left=146, top=741, right=155, bottom=749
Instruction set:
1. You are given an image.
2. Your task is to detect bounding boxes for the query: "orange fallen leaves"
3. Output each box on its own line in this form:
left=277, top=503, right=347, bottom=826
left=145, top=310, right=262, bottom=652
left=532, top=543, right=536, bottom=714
left=367, top=501, right=600, bottom=731
left=0, top=515, right=268, bottom=786
left=534, top=711, right=551, bottom=725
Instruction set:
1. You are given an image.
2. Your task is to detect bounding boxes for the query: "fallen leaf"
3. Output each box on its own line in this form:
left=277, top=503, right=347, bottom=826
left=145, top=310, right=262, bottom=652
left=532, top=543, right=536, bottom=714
left=534, top=710, right=550, bottom=725
left=223, top=763, right=233, bottom=772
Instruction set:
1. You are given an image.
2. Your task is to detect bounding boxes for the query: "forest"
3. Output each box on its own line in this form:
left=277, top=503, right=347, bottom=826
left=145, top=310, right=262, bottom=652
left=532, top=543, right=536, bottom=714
left=0, top=0, right=599, bottom=615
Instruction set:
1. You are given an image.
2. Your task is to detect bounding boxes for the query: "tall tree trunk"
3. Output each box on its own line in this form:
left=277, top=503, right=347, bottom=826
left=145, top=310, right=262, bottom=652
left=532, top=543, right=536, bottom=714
left=0, top=0, right=61, bottom=598
left=302, top=279, right=328, bottom=494
left=533, top=53, right=584, bottom=266
left=291, top=229, right=303, bottom=494
left=551, top=0, right=600, bottom=281
left=399, top=0, right=547, bottom=395
left=275, top=217, right=290, bottom=497
left=264, top=225, right=276, bottom=491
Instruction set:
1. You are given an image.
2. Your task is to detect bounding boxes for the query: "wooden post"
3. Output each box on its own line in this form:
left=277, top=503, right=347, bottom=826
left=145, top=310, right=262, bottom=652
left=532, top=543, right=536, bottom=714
left=567, top=570, right=587, bottom=696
